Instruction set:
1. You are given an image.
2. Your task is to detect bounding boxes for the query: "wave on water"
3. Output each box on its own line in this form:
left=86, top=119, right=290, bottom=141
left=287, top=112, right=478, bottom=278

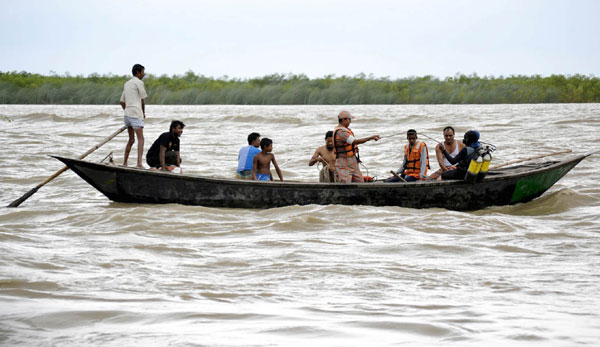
left=11, top=112, right=122, bottom=127
left=487, top=188, right=595, bottom=216
left=488, top=244, right=546, bottom=255
left=18, top=112, right=110, bottom=123
left=20, top=112, right=69, bottom=122
left=0, top=278, right=64, bottom=292
left=2, top=104, right=600, bottom=346
left=221, top=114, right=304, bottom=125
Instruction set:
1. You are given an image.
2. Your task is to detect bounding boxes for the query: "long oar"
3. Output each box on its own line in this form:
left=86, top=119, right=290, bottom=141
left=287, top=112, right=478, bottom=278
left=489, top=149, right=572, bottom=170
left=420, top=133, right=441, bottom=145
left=381, top=133, right=405, bottom=138
left=7, top=125, right=127, bottom=207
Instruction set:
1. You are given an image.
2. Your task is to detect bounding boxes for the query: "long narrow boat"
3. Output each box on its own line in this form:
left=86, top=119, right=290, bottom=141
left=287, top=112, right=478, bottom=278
left=54, top=154, right=588, bottom=210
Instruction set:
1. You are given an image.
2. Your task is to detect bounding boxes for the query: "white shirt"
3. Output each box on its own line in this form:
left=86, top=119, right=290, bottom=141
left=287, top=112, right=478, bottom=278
left=120, top=77, right=147, bottom=119
left=443, top=140, right=460, bottom=167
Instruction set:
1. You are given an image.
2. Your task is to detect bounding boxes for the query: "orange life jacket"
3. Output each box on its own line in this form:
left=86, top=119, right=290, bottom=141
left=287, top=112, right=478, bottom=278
left=333, top=127, right=358, bottom=159
left=404, top=141, right=429, bottom=179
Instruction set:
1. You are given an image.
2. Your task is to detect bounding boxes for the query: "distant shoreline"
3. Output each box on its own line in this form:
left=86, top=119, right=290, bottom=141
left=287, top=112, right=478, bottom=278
left=1, top=71, right=598, bottom=105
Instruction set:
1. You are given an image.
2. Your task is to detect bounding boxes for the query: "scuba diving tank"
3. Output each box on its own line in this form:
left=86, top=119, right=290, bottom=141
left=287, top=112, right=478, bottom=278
left=464, top=153, right=483, bottom=184
left=476, top=151, right=492, bottom=183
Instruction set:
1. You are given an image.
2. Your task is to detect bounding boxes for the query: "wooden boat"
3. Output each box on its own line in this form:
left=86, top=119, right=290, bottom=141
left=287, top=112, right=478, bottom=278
left=53, top=154, right=588, bottom=211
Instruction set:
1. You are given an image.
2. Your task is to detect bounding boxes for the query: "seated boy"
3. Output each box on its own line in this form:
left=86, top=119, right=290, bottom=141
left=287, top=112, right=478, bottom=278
left=252, top=138, right=283, bottom=181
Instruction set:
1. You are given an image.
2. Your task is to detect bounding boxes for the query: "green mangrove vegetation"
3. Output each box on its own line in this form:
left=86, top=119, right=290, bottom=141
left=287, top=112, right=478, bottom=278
left=1, top=71, right=598, bottom=104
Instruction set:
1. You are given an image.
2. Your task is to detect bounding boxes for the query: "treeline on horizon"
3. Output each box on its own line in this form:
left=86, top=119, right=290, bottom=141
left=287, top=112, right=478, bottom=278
left=1, top=71, right=599, bottom=105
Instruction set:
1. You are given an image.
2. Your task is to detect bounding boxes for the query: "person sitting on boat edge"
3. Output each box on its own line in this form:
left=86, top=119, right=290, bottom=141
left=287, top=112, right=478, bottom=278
left=237, top=132, right=261, bottom=179
left=440, top=130, right=481, bottom=180
left=429, top=126, right=465, bottom=180
left=309, top=131, right=337, bottom=182
left=252, top=138, right=283, bottom=181
left=385, top=129, right=429, bottom=182
left=146, top=120, right=185, bottom=171
left=334, top=110, right=380, bottom=183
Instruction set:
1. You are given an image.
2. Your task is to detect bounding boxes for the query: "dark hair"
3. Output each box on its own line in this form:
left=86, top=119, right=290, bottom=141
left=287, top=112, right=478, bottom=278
left=443, top=126, right=455, bottom=134
left=325, top=131, right=333, bottom=139
left=260, top=137, right=272, bottom=149
left=170, top=120, right=185, bottom=131
left=247, top=132, right=260, bottom=145
left=463, top=130, right=479, bottom=146
left=407, top=129, right=417, bottom=137
left=132, top=64, right=145, bottom=76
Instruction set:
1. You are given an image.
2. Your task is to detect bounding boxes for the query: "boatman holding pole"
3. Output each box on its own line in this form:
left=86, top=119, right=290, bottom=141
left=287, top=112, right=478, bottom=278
left=333, top=111, right=380, bottom=183
left=120, top=63, right=147, bottom=168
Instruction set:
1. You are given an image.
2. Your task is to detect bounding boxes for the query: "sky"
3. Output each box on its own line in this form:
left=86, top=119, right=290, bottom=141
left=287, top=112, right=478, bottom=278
left=1, top=0, right=599, bottom=79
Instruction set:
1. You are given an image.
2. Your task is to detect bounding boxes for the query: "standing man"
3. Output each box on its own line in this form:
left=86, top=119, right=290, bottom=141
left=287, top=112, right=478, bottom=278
left=391, top=129, right=429, bottom=182
left=237, top=132, right=261, bottom=179
left=120, top=64, right=147, bottom=168
left=333, top=110, right=380, bottom=183
left=146, top=120, right=185, bottom=171
left=308, top=131, right=337, bottom=182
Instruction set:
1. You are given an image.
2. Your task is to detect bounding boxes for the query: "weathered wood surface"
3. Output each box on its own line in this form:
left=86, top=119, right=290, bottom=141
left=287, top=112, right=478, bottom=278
left=53, top=155, right=585, bottom=211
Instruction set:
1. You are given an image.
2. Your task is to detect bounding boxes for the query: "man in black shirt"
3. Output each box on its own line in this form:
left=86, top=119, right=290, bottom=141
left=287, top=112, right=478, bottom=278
left=146, top=120, right=185, bottom=171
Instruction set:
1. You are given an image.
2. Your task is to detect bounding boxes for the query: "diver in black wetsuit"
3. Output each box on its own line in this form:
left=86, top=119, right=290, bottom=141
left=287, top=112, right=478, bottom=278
left=440, top=130, right=482, bottom=180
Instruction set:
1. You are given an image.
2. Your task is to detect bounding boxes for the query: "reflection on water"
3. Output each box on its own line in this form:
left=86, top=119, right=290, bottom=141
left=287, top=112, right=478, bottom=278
left=1, top=104, right=599, bottom=346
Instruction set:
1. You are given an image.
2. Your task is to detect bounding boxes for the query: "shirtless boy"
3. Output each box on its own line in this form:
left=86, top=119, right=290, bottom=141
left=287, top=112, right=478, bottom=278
left=252, top=138, right=283, bottom=181
left=308, top=131, right=337, bottom=182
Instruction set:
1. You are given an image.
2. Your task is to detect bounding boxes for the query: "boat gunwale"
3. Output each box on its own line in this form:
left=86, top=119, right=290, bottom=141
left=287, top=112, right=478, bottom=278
left=52, top=154, right=585, bottom=190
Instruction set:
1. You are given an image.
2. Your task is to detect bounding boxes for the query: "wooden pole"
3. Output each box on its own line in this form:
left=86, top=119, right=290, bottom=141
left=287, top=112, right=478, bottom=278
left=489, top=149, right=572, bottom=170
left=7, top=126, right=127, bottom=207
left=390, top=170, right=407, bottom=182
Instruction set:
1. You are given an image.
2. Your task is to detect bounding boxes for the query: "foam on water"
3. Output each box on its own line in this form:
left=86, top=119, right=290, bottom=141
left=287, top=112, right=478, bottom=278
left=1, top=104, right=600, bottom=346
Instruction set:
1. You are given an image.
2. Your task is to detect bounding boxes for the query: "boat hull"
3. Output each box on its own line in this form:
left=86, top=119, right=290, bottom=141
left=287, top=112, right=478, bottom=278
left=53, top=155, right=585, bottom=210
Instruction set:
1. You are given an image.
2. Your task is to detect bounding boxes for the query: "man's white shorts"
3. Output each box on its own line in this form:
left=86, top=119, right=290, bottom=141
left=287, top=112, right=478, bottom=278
left=124, top=116, right=144, bottom=129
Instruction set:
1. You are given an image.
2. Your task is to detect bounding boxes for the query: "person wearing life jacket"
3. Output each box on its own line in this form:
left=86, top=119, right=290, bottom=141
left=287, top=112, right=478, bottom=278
left=387, top=129, right=429, bottom=182
left=333, top=110, right=380, bottom=183
left=440, top=130, right=482, bottom=180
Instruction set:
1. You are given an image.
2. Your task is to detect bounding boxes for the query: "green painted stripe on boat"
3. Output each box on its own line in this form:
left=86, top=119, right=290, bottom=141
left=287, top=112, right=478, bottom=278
left=510, top=165, right=573, bottom=203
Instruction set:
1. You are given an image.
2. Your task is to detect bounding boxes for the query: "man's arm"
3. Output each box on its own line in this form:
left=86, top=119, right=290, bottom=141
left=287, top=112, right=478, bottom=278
left=159, top=145, right=167, bottom=170
left=436, top=143, right=449, bottom=171
left=420, top=145, right=428, bottom=179
left=272, top=155, right=283, bottom=181
left=443, top=147, right=466, bottom=165
left=308, top=148, right=326, bottom=166
left=120, top=91, right=126, bottom=110
left=397, top=154, right=407, bottom=174
left=252, top=155, right=259, bottom=181
left=138, top=82, right=148, bottom=118
left=354, top=135, right=380, bottom=145
left=176, top=151, right=182, bottom=173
